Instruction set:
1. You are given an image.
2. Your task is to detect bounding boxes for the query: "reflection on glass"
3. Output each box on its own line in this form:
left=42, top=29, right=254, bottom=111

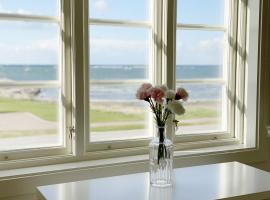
left=177, top=0, right=225, bottom=25
left=89, top=0, right=150, bottom=21
left=0, top=87, right=61, bottom=151
left=175, top=84, right=226, bottom=134
left=0, top=0, right=59, bottom=16
left=0, top=21, right=60, bottom=69
left=89, top=25, right=151, bottom=141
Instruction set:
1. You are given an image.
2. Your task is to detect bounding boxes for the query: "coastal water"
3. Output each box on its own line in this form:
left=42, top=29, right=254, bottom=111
left=0, top=65, right=223, bottom=101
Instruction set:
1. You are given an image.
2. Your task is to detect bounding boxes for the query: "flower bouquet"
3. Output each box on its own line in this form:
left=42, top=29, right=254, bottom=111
left=136, top=83, right=188, bottom=186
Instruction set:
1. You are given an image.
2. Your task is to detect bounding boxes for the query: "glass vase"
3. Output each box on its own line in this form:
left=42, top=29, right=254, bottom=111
left=149, top=126, right=173, bottom=187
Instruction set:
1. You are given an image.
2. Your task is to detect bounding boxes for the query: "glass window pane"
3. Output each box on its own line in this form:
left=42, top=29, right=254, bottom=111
left=0, top=0, right=59, bottom=16
left=177, top=0, right=225, bottom=25
left=176, top=30, right=224, bottom=78
left=89, top=0, right=150, bottom=21
left=175, top=83, right=226, bottom=134
left=0, top=87, right=61, bottom=151
left=89, top=25, right=151, bottom=142
left=0, top=21, right=60, bottom=81
left=176, top=30, right=226, bottom=134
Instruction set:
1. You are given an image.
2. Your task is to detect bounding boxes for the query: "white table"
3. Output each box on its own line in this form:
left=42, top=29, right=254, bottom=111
left=37, top=162, right=270, bottom=200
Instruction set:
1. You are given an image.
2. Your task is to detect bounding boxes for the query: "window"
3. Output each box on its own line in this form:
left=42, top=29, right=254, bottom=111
left=0, top=0, right=261, bottom=164
left=0, top=1, right=71, bottom=158
left=87, top=0, right=153, bottom=146
left=175, top=0, right=228, bottom=135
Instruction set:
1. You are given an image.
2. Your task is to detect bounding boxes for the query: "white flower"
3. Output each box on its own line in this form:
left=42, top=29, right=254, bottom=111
left=165, top=90, right=175, bottom=99
left=167, top=100, right=185, bottom=115
left=159, top=84, right=168, bottom=92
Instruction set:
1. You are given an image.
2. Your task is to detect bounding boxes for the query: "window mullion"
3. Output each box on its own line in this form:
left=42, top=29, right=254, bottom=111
left=89, top=18, right=151, bottom=28
left=162, top=0, right=177, bottom=141
left=0, top=13, right=59, bottom=23
left=72, top=0, right=89, bottom=156
left=235, top=0, right=247, bottom=142
left=61, top=0, right=73, bottom=154
left=176, top=24, right=226, bottom=31
left=226, top=0, right=239, bottom=138
left=153, top=0, right=163, bottom=85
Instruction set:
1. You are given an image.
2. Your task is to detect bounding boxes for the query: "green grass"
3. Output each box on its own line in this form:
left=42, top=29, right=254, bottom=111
left=91, top=124, right=145, bottom=132
left=0, top=97, right=220, bottom=136
left=177, top=106, right=219, bottom=120
left=90, top=109, right=145, bottom=122
left=0, top=98, right=57, bottom=121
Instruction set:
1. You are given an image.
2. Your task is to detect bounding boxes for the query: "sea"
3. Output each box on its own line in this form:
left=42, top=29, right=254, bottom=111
left=0, top=64, right=223, bottom=102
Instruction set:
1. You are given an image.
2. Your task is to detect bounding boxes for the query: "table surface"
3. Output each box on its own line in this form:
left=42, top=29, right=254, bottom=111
left=37, top=162, right=270, bottom=200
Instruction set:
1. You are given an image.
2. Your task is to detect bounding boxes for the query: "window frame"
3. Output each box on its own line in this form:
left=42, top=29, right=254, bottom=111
left=83, top=0, right=259, bottom=157
left=171, top=0, right=233, bottom=144
left=0, top=0, right=73, bottom=161
left=83, top=0, right=155, bottom=154
left=0, top=0, right=262, bottom=165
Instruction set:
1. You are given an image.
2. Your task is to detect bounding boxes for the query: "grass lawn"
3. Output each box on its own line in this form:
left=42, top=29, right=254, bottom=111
left=0, top=98, right=220, bottom=136
left=0, top=98, right=57, bottom=121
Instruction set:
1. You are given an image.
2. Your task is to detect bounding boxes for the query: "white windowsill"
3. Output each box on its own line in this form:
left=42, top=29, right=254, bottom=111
left=0, top=143, right=253, bottom=182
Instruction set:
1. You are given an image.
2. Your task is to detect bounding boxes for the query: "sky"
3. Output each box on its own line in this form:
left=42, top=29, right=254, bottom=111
left=0, top=0, right=225, bottom=65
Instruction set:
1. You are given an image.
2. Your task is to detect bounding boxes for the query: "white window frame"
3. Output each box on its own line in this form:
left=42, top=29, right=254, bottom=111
left=82, top=0, right=260, bottom=158
left=81, top=0, right=156, bottom=156
left=0, top=0, right=262, bottom=166
left=163, top=0, right=260, bottom=151
left=169, top=0, right=234, bottom=146
left=0, top=0, right=73, bottom=161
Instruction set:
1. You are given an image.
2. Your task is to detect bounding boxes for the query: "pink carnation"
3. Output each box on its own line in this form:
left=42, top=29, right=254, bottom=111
left=136, top=89, right=150, bottom=100
left=150, top=87, right=165, bottom=103
left=175, top=88, right=189, bottom=101
left=136, top=83, right=152, bottom=100
left=140, top=83, right=152, bottom=91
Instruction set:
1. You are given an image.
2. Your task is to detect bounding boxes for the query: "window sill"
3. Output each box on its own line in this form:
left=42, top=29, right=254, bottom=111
left=0, top=142, right=259, bottom=182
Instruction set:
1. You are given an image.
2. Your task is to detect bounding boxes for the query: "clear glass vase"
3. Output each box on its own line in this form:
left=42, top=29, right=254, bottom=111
left=149, top=126, right=173, bottom=187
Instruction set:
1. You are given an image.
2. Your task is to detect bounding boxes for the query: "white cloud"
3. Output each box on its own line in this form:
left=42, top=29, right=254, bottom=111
left=0, top=39, right=58, bottom=64
left=90, top=38, right=149, bottom=64
left=17, top=8, right=31, bottom=15
left=91, top=38, right=147, bottom=52
left=199, top=37, right=224, bottom=50
left=94, top=0, right=108, bottom=12
left=177, top=37, right=224, bottom=65
left=0, top=3, right=31, bottom=14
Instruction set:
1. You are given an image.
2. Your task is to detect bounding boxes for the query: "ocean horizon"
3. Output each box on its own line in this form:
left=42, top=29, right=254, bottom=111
left=0, top=64, right=223, bottom=102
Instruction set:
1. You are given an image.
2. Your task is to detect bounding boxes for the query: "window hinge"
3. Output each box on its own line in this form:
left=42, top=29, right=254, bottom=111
left=68, top=126, right=76, bottom=140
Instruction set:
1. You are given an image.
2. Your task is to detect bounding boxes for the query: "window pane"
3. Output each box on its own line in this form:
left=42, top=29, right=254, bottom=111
left=177, top=0, right=225, bottom=25
left=0, top=0, right=59, bottom=16
left=89, top=25, right=151, bottom=142
left=176, top=30, right=224, bottom=77
left=175, top=83, right=226, bottom=134
left=0, top=21, right=60, bottom=80
left=176, top=30, right=226, bottom=134
left=89, top=0, right=150, bottom=21
left=0, top=87, right=61, bottom=151
left=0, top=18, right=62, bottom=150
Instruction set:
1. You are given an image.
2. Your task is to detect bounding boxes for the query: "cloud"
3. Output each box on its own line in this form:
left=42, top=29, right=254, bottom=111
left=94, top=0, right=108, bottom=12
left=90, top=38, right=149, bottom=64
left=91, top=38, right=148, bottom=52
left=0, top=3, right=31, bottom=15
left=177, top=37, right=224, bottom=65
left=199, top=37, right=224, bottom=50
left=17, top=8, right=31, bottom=15
left=0, top=39, right=58, bottom=64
